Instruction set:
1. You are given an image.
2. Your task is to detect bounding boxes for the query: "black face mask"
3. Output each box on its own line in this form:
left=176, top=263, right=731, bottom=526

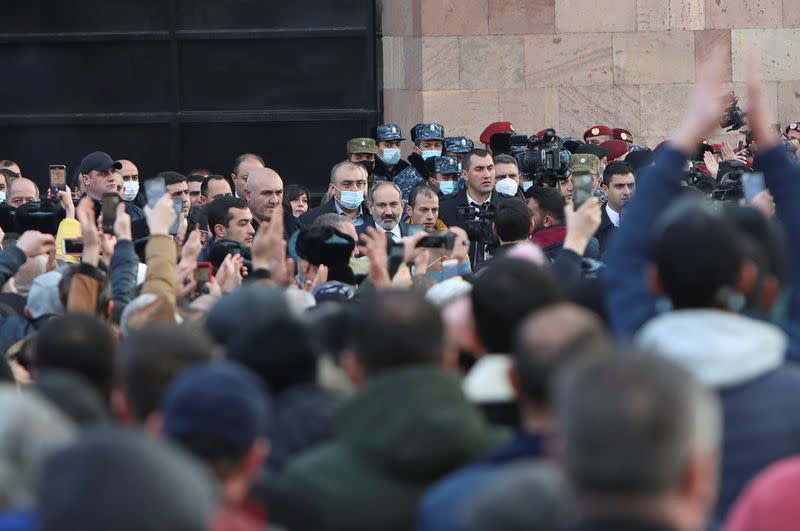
left=359, top=160, right=375, bottom=175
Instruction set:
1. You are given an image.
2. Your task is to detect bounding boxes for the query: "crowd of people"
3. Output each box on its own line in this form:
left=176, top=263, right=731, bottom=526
left=1, top=44, right=800, bottom=531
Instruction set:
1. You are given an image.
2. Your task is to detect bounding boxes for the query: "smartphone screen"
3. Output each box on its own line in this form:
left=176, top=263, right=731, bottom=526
left=169, top=198, right=183, bottom=235
left=49, top=165, right=66, bottom=187
left=101, top=193, right=121, bottom=233
left=195, top=262, right=213, bottom=283
left=742, top=172, right=766, bottom=203
left=144, top=177, right=166, bottom=209
left=572, top=174, right=595, bottom=209
left=62, top=238, right=84, bottom=255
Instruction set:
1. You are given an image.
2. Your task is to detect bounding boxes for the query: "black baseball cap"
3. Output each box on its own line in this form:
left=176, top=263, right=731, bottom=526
left=79, top=151, right=122, bottom=175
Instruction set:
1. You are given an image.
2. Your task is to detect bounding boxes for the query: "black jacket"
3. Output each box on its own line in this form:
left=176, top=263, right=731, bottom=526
left=595, top=203, right=617, bottom=258
left=252, top=208, right=300, bottom=241
left=439, top=190, right=506, bottom=269
left=373, top=157, right=410, bottom=182
left=299, top=200, right=374, bottom=229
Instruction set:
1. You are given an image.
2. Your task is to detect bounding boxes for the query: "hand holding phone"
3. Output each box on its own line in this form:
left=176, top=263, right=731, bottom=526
left=742, top=172, right=766, bottom=203
left=572, top=174, right=596, bottom=209
left=101, top=193, right=121, bottom=234
left=144, top=177, right=166, bottom=209
left=49, top=164, right=66, bottom=187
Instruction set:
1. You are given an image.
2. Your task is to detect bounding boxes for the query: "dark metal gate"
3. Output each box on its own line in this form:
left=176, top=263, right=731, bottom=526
left=0, top=0, right=379, bottom=193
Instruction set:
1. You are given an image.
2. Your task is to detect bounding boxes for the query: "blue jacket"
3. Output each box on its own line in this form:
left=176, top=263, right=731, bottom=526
left=605, top=144, right=800, bottom=521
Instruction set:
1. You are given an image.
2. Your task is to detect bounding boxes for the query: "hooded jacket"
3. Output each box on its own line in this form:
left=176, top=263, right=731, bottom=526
left=282, top=367, right=507, bottom=531
left=636, top=308, right=800, bottom=520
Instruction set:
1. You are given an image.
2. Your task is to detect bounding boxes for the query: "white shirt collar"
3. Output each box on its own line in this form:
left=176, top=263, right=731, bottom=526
left=466, top=191, right=491, bottom=206
left=376, top=223, right=402, bottom=242
left=605, top=203, right=620, bottom=227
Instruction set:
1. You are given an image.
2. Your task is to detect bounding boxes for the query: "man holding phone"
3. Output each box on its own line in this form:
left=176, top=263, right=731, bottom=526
left=78, top=151, right=146, bottom=238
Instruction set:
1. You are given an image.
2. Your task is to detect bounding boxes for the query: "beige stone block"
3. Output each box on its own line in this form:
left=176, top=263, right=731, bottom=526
left=778, top=81, right=800, bottom=126
left=558, top=85, right=640, bottom=139
left=499, top=87, right=560, bottom=134
left=488, top=0, right=555, bottom=34
left=422, top=90, right=501, bottom=139
left=732, top=29, right=800, bottom=81
left=383, top=89, right=424, bottom=139
left=421, top=0, right=489, bottom=36
left=421, top=37, right=459, bottom=90
left=705, top=0, right=782, bottom=29
left=403, top=37, right=423, bottom=91
left=640, top=84, right=692, bottom=137
left=613, top=31, right=695, bottom=85
left=695, top=30, right=732, bottom=82
left=555, top=0, right=637, bottom=33
left=381, top=36, right=406, bottom=90
left=524, top=33, right=614, bottom=87
left=636, top=0, right=704, bottom=31
left=785, top=2, right=800, bottom=26
left=380, top=0, right=421, bottom=37
left=459, top=36, right=525, bottom=89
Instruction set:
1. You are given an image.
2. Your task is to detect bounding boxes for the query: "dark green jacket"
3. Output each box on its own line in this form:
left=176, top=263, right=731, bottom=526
left=282, top=367, right=508, bottom=531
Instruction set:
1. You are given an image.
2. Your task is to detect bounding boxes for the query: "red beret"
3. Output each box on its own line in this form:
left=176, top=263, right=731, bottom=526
left=479, top=121, right=515, bottom=145
left=599, top=140, right=629, bottom=162
left=583, top=125, right=614, bottom=141
left=786, top=121, right=800, bottom=135
left=613, top=128, right=634, bottom=143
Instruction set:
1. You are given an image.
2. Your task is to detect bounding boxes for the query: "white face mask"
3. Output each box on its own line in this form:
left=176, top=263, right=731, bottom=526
left=122, top=180, right=139, bottom=201
left=495, top=177, right=518, bottom=197
left=0, top=191, right=6, bottom=203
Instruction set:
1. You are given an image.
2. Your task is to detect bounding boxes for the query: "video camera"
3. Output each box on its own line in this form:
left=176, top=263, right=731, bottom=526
left=456, top=204, right=495, bottom=246
left=515, top=128, right=572, bottom=186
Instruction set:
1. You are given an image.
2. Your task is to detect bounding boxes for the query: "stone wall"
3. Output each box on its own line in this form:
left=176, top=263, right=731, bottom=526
left=378, top=0, right=800, bottom=148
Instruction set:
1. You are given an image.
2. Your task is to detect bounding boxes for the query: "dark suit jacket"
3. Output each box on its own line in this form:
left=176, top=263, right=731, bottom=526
left=595, top=202, right=617, bottom=258
left=439, top=190, right=506, bottom=269
left=355, top=220, right=409, bottom=238
left=299, top=200, right=374, bottom=229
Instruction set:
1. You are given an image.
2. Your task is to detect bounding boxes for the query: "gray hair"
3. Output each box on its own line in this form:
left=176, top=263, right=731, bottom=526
left=329, top=161, right=366, bottom=185
left=312, top=213, right=356, bottom=234
left=0, top=385, right=76, bottom=509
left=556, top=349, right=720, bottom=499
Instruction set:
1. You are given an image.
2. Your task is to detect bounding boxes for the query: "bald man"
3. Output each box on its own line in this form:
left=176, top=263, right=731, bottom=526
left=8, top=177, right=39, bottom=208
left=231, top=153, right=265, bottom=199
left=244, top=167, right=299, bottom=240
left=118, top=159, right=140, bottom=202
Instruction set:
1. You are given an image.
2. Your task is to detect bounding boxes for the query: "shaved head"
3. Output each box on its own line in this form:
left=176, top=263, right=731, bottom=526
left=245, top=167, right=284, bottom=222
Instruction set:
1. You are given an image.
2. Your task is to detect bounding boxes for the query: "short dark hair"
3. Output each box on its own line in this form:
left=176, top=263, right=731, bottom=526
left=602, top=161, right=635, bottom=186
left=232, top=153, right=265, bottom=175
left=33, top=314, right=117, bottom=402
left=200, top=174, right=231, bottom=198
left=557, top=350, right=719, bottom=498
left=653, top=199, right=744, bottom=309
left=187, top=168, right=212, bottom=177
left=472, top=259, right=560, bottom=353
left=284, top=183, right=310, bottom=204
left=528, top=187, right=565, bottom=223
left=351, top=291, right=443, bottom=376
left=186, top=174, right=205, bottom=184
left=494, top=199, right=533, bottom=242
left=157, top=172, right=187, bottom=186
left=0, top=169, right=17, bottom=181
left=0, top=160, right=18, bottom=171
left=409, top=184, right=439, bottom=208
left=492, top=154, right=518, bottom=166
left=462, top=149, right=492, bottom=172
left=313, top=213, right=354, bottom=233
left=205, top=196, right=247, bottom=233
left=118, top=325, right=215, bottom=422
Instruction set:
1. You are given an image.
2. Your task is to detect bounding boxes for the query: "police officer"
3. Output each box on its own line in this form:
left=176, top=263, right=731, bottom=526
left=394, top=122, right=445, bottom=203
left=371, top=124, right=409, bottom=182
left=425, top=155, right=461, bottom=198
left=444, top=136, right=474, bottom=172
left=583, top=125, right=615, bottom=145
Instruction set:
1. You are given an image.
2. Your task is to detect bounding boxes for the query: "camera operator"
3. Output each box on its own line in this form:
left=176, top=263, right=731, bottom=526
left=439, top=149, right=506, bottom=269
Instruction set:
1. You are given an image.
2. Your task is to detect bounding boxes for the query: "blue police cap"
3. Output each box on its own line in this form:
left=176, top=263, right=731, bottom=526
left=444, top=136, right=474, bottom=154
left=411, top=123, right=445, bottom=143
left=372, top=123, right=405, bottom=142
left=432, top=156, right=460, bottom=175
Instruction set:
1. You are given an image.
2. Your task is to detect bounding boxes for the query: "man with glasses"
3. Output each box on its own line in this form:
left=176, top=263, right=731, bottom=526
left=300, top=161, right=374, bottom=228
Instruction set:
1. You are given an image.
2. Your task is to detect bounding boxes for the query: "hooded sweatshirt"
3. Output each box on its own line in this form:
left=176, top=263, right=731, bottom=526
left=282, top=367, right=507, bottom=531
left=636, top=309, right=800, bottom=520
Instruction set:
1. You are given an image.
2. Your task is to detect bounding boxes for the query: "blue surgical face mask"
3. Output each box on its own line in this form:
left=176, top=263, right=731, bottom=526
left=421, top=150, right=442, bottom=160
left=439, top=181, right=457, bottom=196
left=521, top=181, right=534, bottom=192
left=335, top=187, right=364, bottom=210
left=380, top=148, right=402, bottom=166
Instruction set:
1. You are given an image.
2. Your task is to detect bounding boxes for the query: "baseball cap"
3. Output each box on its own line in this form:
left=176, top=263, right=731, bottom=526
left=411, top=123, right=446, bottom=143
left=162, top=361, right=271, bottom=459
left=346, top=138, right=378, bottom=155
left=312, top=281, right=356, bottom=304
left=79, top=151, right=122, bottom=175
left=479, top=122, right=515, bottom=145
left=26, top=271, right=64, bottom=319
left=570, top=154, right=601, bottom=175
